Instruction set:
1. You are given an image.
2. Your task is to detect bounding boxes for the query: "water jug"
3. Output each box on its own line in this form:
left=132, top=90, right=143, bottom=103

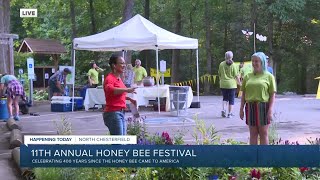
left=142, top=76, right=155, bottom=87
left=0, top=98, right=9, bottom=120
left=64, top=86, right=69, bottom=96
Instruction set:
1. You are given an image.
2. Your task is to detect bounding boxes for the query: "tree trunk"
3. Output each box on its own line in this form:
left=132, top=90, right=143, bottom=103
left=0, top=0, right=11, bottom=74
left=204, top=0, right=212, bottom=94
left=142, top=0, right=150, bottom=72
left=267, top=0, right=274, bottom=76
left=144, top=0, right=150, bottom=18
left=300, top=63, right=307, bottom=94
left=274, top=21, right=282, bottom=86
left=189, top=4, right=196, bottom=80
left=122, top=0, right=135, bottom=64
left=70, top=0, right=77, bottom=39
left=0, top=0, right=10, bottom=33
left=88, top=0, right=97, bottom=34
left=70, top=0, right=77, bottom=73
left=171, top=2, right=182, bottom=84
left=251, top=0, right=257, bottom=53
left=52, top=54, right=60, bottom=71
left=235, top=0, right=244, bottom=60
left=88, top=0, right=99, bottom=60
left=223, top=1, right=228, bottom=52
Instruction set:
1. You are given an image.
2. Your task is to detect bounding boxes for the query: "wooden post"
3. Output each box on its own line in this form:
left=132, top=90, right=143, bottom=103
left=0, top=34, right=18, bottom=74
left=43, top=67, right=45, bottom=89
left=9, top=37, right=14, bottom=74
left=52, top=54, right=60, bottom=71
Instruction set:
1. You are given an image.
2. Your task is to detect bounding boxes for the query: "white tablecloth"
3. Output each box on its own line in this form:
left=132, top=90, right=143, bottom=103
left=84, top=88, right=105, bottom=111
left=131, top=85, right=193, bottom=112
left=84, top=85, right=193, bottom=112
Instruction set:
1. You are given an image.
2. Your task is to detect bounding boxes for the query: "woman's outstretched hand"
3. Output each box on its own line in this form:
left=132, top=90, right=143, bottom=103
left=127, top=87, right=137, bottom=94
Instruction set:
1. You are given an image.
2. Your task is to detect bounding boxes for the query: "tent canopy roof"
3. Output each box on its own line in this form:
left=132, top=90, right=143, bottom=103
left=73, top=14, right=198, bottom=51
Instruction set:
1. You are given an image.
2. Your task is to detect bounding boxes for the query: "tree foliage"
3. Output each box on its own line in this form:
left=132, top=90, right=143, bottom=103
left=10, top=0, right=320, bottom=93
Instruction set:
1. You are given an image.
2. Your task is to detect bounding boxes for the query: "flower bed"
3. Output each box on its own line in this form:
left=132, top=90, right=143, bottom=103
left=32, top=116, right=320, bottom=180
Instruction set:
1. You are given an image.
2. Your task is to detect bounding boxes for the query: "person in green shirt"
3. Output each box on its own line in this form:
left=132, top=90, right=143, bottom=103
left=87, top=62, right=104, bottom=88
left=218, top=51, right=241, bottom=118
left=240, top=52, right=276, bottom=145
left=133, top=59, right=147, bottom=86
left=240, top=64, right=252, bottom=78
left=238, top=61, right=253, bottom=98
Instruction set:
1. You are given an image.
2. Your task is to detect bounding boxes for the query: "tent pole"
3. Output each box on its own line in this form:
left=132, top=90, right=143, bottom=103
left=72, top=48, right=76, bottom=112
left=156, top=46, right=160, bottom=114
left=196, top=49, right=199, bottom=102
left=122, top=50, right=125, bottom=59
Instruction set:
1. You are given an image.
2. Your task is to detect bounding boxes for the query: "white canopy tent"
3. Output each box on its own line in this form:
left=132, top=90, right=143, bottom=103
left=72, top=14, right=200, bottom=112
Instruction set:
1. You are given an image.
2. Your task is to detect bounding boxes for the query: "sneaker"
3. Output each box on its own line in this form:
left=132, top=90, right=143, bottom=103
left=221, top=110, right=226, bottom=117
left=13, top=116, right=20, bottom=121
left=227, top=113, right=235, bottom=118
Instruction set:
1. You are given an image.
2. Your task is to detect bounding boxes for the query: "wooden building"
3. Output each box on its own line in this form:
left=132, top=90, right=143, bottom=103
left=18, top=38, right=67, bottom=89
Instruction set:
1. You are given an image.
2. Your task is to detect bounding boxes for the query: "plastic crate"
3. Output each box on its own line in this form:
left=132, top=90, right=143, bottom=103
left=51, top=103, right=72, bottom=112
left=70, top=97, right=84, bottom=110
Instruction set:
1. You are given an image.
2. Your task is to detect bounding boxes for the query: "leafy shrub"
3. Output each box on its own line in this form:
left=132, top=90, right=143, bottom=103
left=34, top=89, right=49, bottom=101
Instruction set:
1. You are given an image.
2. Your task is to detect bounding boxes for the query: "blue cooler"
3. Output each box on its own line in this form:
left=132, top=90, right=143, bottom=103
left=71, top=97, right=84, bottom=110
left=51, top=102, right=72, bottom=112
left=51, top=96, right=72, bottom=112
left=0, top=98, right=9, bottom=121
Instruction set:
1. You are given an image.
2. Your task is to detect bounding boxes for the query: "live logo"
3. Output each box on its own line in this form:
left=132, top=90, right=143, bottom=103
left=20, top=9, right=37, bottom=17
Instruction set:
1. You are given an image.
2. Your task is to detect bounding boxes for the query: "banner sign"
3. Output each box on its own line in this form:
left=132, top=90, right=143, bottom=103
left=27, top=57, right=35, bottom=80
left=24, top=135, right=137, bottom=146
left=20, top=145, right=320, bottom=168
left=150, top=68, right=171, bottom=77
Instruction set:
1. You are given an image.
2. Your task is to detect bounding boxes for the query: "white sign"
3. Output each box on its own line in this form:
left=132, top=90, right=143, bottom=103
left=18, top=68, right=23, bottom=74
left=24, top=135, right=137, bottom=146
left=27, top=57, right=35, bottom=80
left=52, top=68, right=55, bottom=73
left=160, top=60, right=166, bottom=73
left=45, top=73, right=49, bottom=79
left=20, top=9, right=37, bottom=17
left=59, top=66, right=74, bottom=84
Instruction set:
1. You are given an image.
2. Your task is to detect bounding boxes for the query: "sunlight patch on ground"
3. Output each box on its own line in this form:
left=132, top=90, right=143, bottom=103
left=145, top=117, right=195, bottom=125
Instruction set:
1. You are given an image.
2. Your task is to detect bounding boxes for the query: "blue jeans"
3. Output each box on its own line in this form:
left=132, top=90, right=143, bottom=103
left=103, top=111, right=126, bottom=135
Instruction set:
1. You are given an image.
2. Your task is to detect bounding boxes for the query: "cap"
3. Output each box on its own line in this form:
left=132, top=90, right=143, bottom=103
left=63, top=68, right=72, bottom=73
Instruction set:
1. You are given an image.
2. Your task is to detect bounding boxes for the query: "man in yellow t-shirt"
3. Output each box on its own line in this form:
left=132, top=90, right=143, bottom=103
left=87, top=62, right=104, bottom=88
left=133, top=59, right=147, bottom=85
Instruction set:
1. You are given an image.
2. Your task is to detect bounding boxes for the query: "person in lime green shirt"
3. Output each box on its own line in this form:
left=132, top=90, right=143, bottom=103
left=238, top=61, right=253, bottom=98
left=218, top=51, right=241, bottom=118
left=87, top=62, right=104, bottom=88
left=240, top=52, right=276, bottom=145
left=240, top=63, right=253, bottom=78
left=133, top=59, right=147, bottom=86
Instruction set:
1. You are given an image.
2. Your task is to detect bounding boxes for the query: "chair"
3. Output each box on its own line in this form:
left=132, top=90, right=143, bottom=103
left=169, top=86, right=189, bottom=116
